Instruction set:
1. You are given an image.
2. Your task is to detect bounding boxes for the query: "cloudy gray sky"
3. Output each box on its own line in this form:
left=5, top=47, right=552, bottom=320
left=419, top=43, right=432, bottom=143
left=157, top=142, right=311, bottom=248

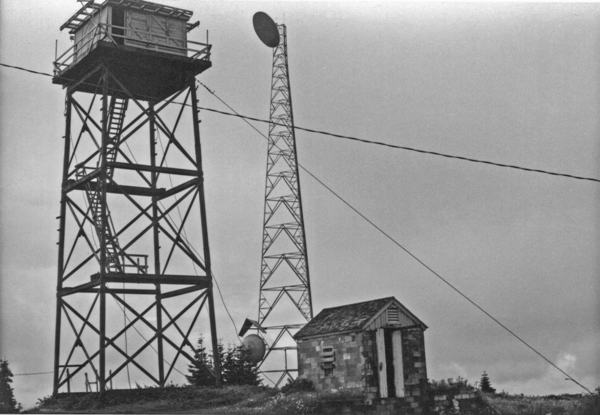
left=1, top=0, right=599, bottom=409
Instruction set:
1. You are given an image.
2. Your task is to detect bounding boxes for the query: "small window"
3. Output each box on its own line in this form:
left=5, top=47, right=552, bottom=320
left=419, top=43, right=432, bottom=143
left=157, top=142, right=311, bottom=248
left=112, top=7, right=125, bottom=45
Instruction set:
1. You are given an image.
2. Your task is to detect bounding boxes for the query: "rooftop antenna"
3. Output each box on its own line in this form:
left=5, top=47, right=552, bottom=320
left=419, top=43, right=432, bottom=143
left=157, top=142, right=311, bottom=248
left=244, top=11, right=313, bottom=386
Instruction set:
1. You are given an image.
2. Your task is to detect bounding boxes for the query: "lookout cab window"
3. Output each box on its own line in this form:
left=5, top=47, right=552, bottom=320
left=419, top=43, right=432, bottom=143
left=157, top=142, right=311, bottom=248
left=112, top=7, right=125, bottom=45
left=320, top=346, right=336, bottom=377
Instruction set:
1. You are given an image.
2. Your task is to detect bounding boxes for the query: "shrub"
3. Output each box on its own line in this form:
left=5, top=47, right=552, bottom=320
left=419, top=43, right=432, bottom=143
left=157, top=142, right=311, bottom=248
left=428, top=376, right=476, bottom=394
left=281, top=378, right=315, bottom=395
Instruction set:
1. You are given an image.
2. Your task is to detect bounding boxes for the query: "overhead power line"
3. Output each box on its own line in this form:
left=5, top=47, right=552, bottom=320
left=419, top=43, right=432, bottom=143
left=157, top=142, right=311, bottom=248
left=198, top=82, right=593, bottom=395
left=2, top=62, right=600, bottom=184
left=195, top=105, right=600, bottom=184
left=0, top=62, right=53, bottom=77
left=13, top=371, right=54, bottom=376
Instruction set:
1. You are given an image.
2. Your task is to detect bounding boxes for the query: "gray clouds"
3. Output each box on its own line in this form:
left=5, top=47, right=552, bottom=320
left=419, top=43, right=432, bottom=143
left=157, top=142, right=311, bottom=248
left=1, top=0, right=599, bottom=408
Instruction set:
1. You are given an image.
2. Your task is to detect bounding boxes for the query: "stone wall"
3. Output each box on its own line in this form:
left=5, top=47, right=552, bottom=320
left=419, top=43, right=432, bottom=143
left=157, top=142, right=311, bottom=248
left=361, top=330, right=379, bottom=403
left=431, top=389, right=478, bottom=413
left=297, top=332, right=367, bottom=395
left=401, top=328, right=428, bottom=402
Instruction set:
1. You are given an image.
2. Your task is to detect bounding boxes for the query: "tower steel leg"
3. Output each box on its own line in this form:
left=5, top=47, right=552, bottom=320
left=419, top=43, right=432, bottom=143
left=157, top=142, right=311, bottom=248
left=191, top=83, right=222, bottom=386
left=54, top=93, right=72, bottom=396
left=98, top=68, right=109, bottom=394
left=149, top=103, right=165, bottom=387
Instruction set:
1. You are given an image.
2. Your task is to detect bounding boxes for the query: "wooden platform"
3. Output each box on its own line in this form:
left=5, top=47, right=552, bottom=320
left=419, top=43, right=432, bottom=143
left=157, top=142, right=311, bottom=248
left=52, top=41, right=211, bottom=102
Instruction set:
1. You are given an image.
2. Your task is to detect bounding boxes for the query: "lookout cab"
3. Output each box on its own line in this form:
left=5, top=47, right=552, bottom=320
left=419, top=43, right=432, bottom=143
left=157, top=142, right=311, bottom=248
left=53, top=0, right=211, bottom=101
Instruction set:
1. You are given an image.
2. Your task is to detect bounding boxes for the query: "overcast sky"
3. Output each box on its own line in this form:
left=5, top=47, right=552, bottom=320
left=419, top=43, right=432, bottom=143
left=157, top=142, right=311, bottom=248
left=1, top=0, right=599, bottom=409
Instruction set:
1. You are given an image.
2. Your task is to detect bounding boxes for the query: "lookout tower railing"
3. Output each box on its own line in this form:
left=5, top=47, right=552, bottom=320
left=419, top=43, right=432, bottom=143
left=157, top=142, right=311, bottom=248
left=54, top=22, right=211, bottom=77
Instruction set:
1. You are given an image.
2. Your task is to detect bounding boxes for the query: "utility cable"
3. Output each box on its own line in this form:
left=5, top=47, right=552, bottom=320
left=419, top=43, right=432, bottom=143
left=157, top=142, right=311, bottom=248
left=155, top=127, right=241, bottom=340
left=123, top=128, right=241, bottom=350
left=0, top=62, right=53, bottom=77
left=2, top=62, right=599, bottom=184
left=198, top=82, right=594, bottom=395
left=122, top=287, right=132, bottom=389
left=110, top=296, right=187, bottom=378
left=1, top=61, right=592, bottom=393
left=197, top=81, right=285, bottom=326
left=178, top=232, right=242, bottom=340
left=195, top=105, right=600, bottom=184
left=302, top=165, right=593, bottom=394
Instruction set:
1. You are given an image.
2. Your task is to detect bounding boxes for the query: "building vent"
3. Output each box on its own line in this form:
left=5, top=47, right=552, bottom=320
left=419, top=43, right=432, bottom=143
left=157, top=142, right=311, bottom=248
left=388, top=306, right=400, bottom=323
left=320, top=346, right=336, bottom=371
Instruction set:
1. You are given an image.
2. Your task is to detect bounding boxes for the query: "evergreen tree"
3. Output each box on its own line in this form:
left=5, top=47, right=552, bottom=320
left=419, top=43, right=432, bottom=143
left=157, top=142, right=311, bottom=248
left=0, top=359, right=21, bottom=413
left=224, top=345, right=260, bottom=386
left=186, top=337, right=260, bottom=387
left=186, top=336, right=220, bottom=387
left=480, top=371, right=496, bottom=393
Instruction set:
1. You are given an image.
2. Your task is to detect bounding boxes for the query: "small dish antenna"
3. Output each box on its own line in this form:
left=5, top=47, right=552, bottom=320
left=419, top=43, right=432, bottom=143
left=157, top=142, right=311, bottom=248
left=253, top=12, right=280, bottom=48
left=242, top=334, right=267, bottom=364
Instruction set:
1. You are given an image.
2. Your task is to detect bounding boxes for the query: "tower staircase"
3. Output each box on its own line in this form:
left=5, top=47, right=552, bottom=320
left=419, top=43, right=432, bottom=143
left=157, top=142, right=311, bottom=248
left=78, top=96, right=135, bottom=273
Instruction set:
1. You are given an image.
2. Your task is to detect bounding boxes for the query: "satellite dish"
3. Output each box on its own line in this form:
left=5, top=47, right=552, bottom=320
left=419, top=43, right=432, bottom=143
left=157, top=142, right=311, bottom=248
left=253, top=12, right=280, bottom=48
left=242, top=334, right=266, bottom=364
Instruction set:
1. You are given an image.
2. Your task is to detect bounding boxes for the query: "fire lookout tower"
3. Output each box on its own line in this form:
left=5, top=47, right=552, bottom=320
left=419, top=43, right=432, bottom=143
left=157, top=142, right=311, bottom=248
left=52, top=0, right=221, bottom=394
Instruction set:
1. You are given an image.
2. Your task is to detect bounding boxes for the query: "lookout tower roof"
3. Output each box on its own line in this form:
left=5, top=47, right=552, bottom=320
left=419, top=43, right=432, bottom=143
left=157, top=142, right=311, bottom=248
left=62, top=0, right=194, bottom=33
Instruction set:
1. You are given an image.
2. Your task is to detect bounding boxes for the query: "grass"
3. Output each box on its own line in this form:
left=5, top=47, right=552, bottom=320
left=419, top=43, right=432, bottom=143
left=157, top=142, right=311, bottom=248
left=31, top=385, right=365, bottom=414
left=31, top=386, right=600, bottom=414
left=32, top=385, right=279, bottom=414
left=481, top=392, right=600, bottom=415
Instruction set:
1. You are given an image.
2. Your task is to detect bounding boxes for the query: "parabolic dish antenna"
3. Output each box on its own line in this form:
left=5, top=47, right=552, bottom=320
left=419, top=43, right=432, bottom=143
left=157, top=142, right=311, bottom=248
left=253, top=12, right=280, bottom=48
left=242, top=334, right=267, bottom=364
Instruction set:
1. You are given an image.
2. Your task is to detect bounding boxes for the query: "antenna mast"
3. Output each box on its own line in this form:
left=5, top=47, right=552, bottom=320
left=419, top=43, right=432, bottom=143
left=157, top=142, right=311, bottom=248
left=252, top=12, right=313, bottom=386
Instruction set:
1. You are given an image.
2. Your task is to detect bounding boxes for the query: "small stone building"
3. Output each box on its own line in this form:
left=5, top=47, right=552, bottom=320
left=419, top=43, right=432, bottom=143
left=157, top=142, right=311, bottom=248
left=294, top=297, right=428, bottom=408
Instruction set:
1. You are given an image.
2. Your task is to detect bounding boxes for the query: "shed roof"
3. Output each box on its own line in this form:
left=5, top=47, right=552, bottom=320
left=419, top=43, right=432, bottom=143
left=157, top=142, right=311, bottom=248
left=294, top=296, right=427, bottom=339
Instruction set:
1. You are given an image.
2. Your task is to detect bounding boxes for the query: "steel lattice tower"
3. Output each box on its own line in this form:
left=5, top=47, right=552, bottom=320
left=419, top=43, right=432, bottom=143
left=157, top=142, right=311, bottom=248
left=51, top=0, right=221, bottom=395
left=257, top=22, right=313, bottom=386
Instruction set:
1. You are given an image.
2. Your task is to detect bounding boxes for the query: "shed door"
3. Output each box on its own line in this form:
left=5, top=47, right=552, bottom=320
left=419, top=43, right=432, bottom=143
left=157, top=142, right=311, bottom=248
left=392, top=330, right=405, bottom=397
left=376, top=328, right=388, bottom=398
